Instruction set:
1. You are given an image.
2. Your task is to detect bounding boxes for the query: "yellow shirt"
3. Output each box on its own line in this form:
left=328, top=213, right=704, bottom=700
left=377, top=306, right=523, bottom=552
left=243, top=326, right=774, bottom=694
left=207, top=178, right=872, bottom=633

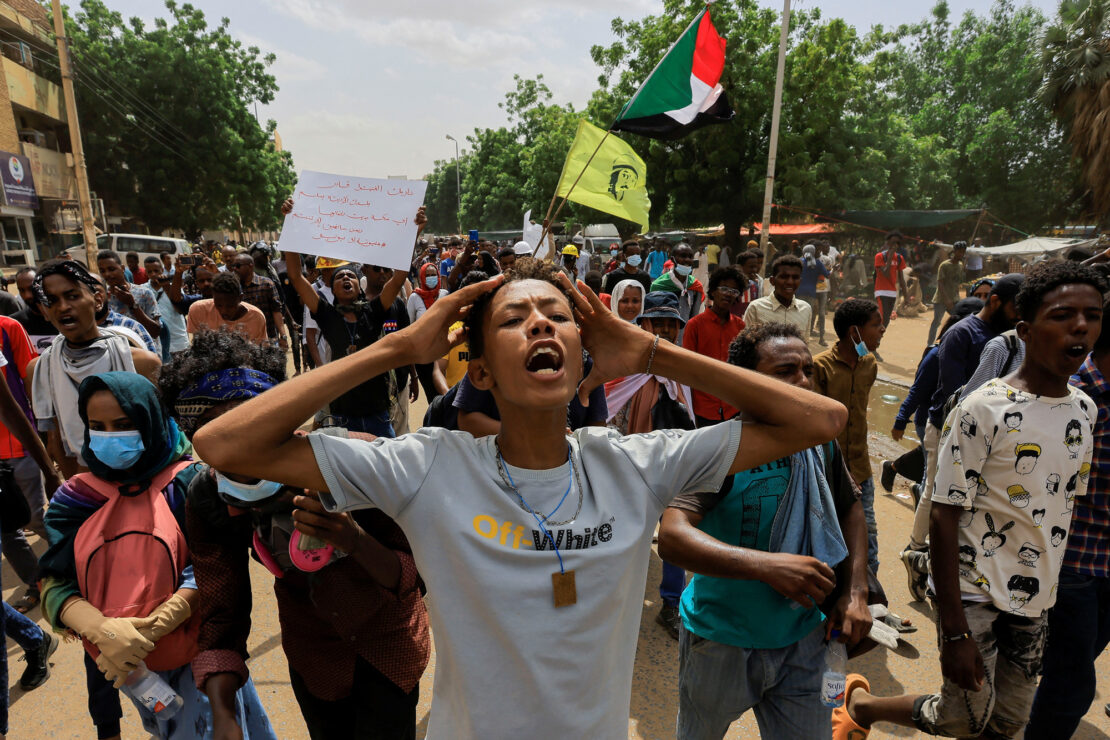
left=704, top=243, right=721, bottom=264
left=443, top=321, right=470, bottom=388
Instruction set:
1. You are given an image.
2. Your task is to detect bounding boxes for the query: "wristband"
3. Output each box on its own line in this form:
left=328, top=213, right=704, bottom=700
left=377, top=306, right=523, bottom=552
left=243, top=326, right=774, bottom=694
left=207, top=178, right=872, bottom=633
left=942, top=631, right=972, bottom=644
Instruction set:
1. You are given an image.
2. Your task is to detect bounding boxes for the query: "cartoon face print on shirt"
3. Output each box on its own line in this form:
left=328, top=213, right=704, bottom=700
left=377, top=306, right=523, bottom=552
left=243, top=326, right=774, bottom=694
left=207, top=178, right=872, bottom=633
left=1007, top=484, right=1031, bottom=509
left=1046, top=473, right=1060, bottom=496
left=1051, top=526, right=1067, bottom=547
left=1004, top=411, right=1023, bottom=433
left=959, top=412, right=978, bottom=438
left=965, top=470, right=988, bottom=498
left=1008, top=574, right=1039, bottom=612
left=958, top=545, right=978, bottom=578
left=981, top=513, right=1015, bottom=556
left=1005, top=388, right=1030, bottom=405
left=959, top=503, right=979, bottom=528
left=1065, top=473, right=1078, bottom=512
left=1065, top=419, right=1084, bottom=458
left=1079, top=461, right=1091, bottom=486
left=947, top=486, right=968, bottom=505
left=951, top=444, right=962, bottom=466
left=1014, top=443, right=1041, bottom=474
left=1032, top=509, right=1045, bottom=528
left=983, top=425, right=997, bottom=456
left=1018, top=542, right=1045, bottom=567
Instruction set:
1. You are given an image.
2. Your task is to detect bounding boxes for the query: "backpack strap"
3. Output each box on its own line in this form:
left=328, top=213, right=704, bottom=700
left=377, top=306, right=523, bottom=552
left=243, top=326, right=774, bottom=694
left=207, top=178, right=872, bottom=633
left=1000, top=331, right=1020, bottom=376
left=69, top=460, right=196, bottom=500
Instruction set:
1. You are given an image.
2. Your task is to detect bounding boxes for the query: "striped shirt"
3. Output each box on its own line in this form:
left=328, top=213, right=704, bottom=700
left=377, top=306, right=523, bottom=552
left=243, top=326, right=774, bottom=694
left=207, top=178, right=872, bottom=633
left=1067, top=355, right=1110, bottom=576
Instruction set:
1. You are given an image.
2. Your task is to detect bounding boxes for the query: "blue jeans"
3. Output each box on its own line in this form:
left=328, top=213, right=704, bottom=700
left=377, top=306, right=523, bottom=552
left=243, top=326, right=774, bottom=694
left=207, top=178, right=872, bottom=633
left=130, top=664, right=276, bottom=739
left=660, top=561, right=686, bottom=607
left=858, top=477, right=879, bottom=571
left=677, top=623, right=831, bottom=739
left=927, top=301, right=949, bottom=346
left=331, top=411, right=395, bottom=439
left=1025, top=568, right=1110, bottom=738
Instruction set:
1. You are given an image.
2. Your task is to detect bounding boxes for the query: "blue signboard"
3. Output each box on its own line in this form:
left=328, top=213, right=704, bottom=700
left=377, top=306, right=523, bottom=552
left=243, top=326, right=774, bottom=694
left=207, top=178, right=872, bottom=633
left=0, top=152, right=38, bottom=209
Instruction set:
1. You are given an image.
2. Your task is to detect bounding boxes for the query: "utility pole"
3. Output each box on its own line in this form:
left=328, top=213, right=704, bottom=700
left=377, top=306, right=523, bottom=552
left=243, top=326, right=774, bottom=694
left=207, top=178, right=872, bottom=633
left=446, top=134, right=461, bottom=233
left=759, top=0, right=791, bottom=264
left=51, top=0, right=99, bottom=269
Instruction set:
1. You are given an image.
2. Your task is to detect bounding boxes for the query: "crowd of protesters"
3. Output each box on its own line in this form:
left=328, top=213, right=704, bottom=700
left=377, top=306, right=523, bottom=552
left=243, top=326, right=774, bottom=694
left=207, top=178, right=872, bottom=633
left=0, top=199, right=1100, bottom=740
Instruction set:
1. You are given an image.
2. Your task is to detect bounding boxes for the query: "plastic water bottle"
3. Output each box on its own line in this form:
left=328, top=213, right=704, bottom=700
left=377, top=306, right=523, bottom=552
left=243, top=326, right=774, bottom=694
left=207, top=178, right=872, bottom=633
left=121, top=662, right=184, bottom=720
left=821, top=640, right=847, bottom=707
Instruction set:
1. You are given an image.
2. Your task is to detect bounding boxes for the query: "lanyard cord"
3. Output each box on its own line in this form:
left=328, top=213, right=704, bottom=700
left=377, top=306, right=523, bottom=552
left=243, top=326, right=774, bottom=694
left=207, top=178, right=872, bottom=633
left=497, top=450, right=575, bottom=575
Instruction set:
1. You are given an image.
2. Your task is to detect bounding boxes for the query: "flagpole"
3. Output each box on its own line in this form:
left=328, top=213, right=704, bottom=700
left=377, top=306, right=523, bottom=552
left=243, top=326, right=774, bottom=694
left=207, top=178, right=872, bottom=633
left=533, top=126, right=616, bottom=258
left=759, top=0, right=791, bottom=263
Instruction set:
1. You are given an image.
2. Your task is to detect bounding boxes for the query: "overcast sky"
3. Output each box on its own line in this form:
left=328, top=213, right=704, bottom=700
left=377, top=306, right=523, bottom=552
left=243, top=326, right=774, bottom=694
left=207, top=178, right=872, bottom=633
left=107, top=0, right=1058, bottom=179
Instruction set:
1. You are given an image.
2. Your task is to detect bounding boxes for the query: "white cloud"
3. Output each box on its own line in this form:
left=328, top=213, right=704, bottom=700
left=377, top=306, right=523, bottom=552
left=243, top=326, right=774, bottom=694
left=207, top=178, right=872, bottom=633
left=236, top=31, right=327, bottom=81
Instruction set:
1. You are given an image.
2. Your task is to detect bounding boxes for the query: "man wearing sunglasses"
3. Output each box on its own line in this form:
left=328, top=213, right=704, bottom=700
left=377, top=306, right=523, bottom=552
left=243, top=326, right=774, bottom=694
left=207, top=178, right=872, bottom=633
left=681, top=265, right=748, bottom=427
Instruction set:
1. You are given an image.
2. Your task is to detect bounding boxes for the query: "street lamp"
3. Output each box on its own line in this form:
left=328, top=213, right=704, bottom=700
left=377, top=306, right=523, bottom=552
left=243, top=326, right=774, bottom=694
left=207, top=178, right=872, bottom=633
left=446, top=134, right=461, bottom=233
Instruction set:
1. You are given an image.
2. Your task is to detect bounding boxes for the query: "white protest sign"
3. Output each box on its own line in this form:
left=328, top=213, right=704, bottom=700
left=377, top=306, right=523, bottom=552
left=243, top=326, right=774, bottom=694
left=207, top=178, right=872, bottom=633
left=277, top=170, right=428, bottom=271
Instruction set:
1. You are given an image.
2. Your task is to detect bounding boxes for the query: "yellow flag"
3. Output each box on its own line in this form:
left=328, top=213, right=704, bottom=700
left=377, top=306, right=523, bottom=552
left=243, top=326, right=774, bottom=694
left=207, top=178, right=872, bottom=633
left=556, top=120, right=650, bottom=232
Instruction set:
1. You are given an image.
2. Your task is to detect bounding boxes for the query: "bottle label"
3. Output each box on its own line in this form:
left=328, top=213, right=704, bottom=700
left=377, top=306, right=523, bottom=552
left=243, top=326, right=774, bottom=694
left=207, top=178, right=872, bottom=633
left=134, top=681, right=178, bottom=714
left=821, top=671, right=846, bottom=707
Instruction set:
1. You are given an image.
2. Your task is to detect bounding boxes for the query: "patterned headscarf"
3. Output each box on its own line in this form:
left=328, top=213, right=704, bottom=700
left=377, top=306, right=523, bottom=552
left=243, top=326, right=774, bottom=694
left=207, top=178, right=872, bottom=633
left=33, top=260, right=100, bottom=306
left=173, top=367, right=276, bottom=434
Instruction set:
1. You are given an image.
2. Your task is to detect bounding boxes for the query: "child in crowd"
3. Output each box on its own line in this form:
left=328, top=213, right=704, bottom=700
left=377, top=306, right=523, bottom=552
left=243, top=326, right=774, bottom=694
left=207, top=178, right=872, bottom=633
left=194, top=258, right=846, bottom=738
left=835, top=261, right=1104, bottom=739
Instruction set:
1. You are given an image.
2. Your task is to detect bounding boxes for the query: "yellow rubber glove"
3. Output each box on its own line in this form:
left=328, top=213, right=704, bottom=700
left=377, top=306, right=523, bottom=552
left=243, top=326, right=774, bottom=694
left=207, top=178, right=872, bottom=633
left=94, top=652, right=131, bottom=689
left=127, top=592, right=193, bottom=643
left=59, top=597, right=155, bottom=669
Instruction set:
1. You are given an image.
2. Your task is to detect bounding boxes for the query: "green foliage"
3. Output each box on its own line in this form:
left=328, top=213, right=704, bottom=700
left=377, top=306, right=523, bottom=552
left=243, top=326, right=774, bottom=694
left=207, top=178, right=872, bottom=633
left=55, top=0, right=296, bottom=238
left=424, top=0, right=1082, bottom=237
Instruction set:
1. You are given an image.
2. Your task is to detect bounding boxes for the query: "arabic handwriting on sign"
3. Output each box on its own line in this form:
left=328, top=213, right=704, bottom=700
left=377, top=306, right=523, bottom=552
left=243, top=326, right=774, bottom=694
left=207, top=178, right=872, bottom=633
left=355, top=184, right=382, bottom=192
left=387, top=187, right=414, bottom=197
left=327, top=195, right=350, bottom=204
left=312, top=233, right=345, bottom=243
left=317, top=181, right=350, bottom=190
left=297, top=191, right=324, bottom=199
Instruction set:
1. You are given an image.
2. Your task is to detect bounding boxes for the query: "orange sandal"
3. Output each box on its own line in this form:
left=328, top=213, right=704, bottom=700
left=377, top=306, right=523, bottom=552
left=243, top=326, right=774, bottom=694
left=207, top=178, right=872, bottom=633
left=832, top=673, right=871, bottom=740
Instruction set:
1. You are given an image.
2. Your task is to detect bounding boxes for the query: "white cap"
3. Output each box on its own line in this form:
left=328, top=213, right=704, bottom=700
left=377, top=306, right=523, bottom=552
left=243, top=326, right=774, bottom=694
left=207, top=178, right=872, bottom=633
left=513, top=240, right=533, bottom=255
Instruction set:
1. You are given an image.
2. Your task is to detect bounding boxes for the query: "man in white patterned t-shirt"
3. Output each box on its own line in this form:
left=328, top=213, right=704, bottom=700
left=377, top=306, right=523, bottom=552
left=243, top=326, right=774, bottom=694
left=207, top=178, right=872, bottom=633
left=837, top=261, right=1105, bottom=740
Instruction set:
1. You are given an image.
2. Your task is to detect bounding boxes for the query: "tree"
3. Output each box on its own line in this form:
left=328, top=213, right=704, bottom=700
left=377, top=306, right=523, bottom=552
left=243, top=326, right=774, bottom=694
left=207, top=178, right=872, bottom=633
left=424, top=157, right=463, bottom=233
left=1039, top=0, right=1110, bottom=221
left=53, top=0, right=296, bottom=238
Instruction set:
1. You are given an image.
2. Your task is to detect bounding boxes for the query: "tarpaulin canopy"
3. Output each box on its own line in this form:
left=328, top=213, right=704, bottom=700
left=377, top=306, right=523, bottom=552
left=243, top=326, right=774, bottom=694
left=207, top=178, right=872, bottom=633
left=821, top=209, right=981, bottom=230
left=751, top=222, right=837, bottom=235
left=968, top=236, right=1097, bottom=261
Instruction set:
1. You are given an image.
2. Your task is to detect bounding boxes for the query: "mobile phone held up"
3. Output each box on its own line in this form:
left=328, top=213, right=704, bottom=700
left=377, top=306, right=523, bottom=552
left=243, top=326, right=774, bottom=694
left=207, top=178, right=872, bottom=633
left=178, top=254, right=198, bottom=267
left=468, top=229, right=480, bottom=248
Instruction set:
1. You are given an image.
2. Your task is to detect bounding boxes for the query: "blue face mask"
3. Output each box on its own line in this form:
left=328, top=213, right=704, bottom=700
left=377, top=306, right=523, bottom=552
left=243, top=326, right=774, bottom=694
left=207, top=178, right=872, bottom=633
left=674, top=263, right=692, bottom=277
left=423, top=275, right=439, bottom=289
left=88, top=430, right=145, bottom=470
left=610, top=249, right=619, bottom=257
left=626, top=255, right=643, bottom=268
left=215, top=471, right=286, bottom=507
left=851, top=327, right=869, bottom=358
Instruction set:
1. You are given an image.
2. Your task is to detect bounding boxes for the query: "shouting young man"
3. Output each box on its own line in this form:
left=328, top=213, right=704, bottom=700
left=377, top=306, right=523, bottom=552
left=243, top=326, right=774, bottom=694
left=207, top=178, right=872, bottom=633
left=836, top=260, right=1104, bottom=740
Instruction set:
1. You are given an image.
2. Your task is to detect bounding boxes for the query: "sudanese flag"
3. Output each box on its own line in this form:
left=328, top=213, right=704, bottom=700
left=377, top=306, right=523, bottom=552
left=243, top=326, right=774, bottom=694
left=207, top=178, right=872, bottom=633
left=612, top=9, right=733, bottom=140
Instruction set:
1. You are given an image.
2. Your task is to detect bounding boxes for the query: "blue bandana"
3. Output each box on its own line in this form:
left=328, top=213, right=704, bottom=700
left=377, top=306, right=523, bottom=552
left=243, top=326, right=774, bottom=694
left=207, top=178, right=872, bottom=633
left=173, top=368, right=276, bottom=432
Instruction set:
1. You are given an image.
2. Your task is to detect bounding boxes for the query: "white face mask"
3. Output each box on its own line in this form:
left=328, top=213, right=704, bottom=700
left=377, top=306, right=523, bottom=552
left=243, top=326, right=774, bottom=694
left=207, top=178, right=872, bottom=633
left=626, top=255, right=642, bottom=268
left=424, top=275, right=439, bottom=289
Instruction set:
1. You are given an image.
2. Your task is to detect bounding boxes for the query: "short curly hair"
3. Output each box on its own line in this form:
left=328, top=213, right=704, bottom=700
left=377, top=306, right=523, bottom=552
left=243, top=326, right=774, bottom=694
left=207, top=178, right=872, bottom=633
left=463, top=257, right=572, bottom=359
left=728, top=322, right=804, bottom=369
left=833, top=298, right=880, bottom=340
left=770, top=254, right=802, bottom=277
left=211, top=272, right=241, bottom=296
left=708, top=265, right=747, bottom=294
left=158, top=330, right=287, bottom=435
left=1014, top=260, right=1107, bottom=322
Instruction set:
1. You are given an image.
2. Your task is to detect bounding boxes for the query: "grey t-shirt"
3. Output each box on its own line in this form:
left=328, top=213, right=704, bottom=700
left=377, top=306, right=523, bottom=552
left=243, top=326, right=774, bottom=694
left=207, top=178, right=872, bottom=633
left=309, top=422, right=741, bottom=739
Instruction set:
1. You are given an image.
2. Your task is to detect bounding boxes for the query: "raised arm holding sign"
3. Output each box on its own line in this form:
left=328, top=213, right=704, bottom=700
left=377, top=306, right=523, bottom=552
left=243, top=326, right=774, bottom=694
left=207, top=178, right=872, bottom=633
left=277, top=171, right=429, bottom=271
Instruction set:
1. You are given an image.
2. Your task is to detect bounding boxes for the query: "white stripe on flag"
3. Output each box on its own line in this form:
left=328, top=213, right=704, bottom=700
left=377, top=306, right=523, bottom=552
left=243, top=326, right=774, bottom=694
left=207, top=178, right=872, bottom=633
left=664, top=74, right=713, bottom=125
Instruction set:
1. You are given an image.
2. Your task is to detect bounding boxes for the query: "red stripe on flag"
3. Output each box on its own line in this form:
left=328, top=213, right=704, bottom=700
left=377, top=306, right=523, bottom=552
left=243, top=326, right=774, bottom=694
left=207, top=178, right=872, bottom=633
left=691, top=11, right=726, bottom=87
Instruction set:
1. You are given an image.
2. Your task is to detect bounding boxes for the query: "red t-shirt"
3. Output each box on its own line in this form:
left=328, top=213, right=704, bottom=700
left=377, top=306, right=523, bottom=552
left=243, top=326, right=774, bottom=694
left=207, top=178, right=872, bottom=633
left=873, top=251, right=905, bottom=296
left=0, top=316, right=37, bottom=459
left=681, top=310, right=745, bottom=421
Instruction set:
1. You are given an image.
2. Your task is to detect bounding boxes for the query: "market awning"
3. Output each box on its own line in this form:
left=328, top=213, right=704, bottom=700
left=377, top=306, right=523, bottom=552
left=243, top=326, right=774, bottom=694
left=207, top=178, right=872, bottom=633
left=820, top=209, right=981, bottom=230
left=751, top=222, right=837, bottom=235
left=968, top=236, right=1097, bottom=260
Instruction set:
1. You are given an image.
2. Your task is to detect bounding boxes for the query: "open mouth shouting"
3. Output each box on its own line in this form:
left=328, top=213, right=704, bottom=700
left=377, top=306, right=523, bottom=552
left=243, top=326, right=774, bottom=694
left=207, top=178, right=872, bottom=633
left=1065, top=343, right=1089, bottom=361
left=56, top=312, right=80, bottom=330
left=525, top=341, right=564, bottom=378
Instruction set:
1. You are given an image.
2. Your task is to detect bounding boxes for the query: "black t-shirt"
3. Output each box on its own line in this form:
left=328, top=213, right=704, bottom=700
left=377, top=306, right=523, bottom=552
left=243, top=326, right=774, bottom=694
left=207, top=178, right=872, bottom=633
left=310, top=296, right=394, bottom=415
left=13, top=306, right=58, bottom=353
left=602, top=267, right=652, bottom=295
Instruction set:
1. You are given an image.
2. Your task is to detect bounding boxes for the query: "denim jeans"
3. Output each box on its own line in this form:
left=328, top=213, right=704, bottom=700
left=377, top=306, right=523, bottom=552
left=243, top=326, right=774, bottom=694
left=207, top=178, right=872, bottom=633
left=1025, top=568, right=1110, bottom=738
left=927, top=301, right=949, bottom=346
left=2, top=454, right=49, bottom=588
left=660, top=561, right=686, bottom=607
left=858, top=477, right=879, bottom=571
left=677, top=623, right=831, bottom=739
left=330, top=411, right=395, bottom=439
